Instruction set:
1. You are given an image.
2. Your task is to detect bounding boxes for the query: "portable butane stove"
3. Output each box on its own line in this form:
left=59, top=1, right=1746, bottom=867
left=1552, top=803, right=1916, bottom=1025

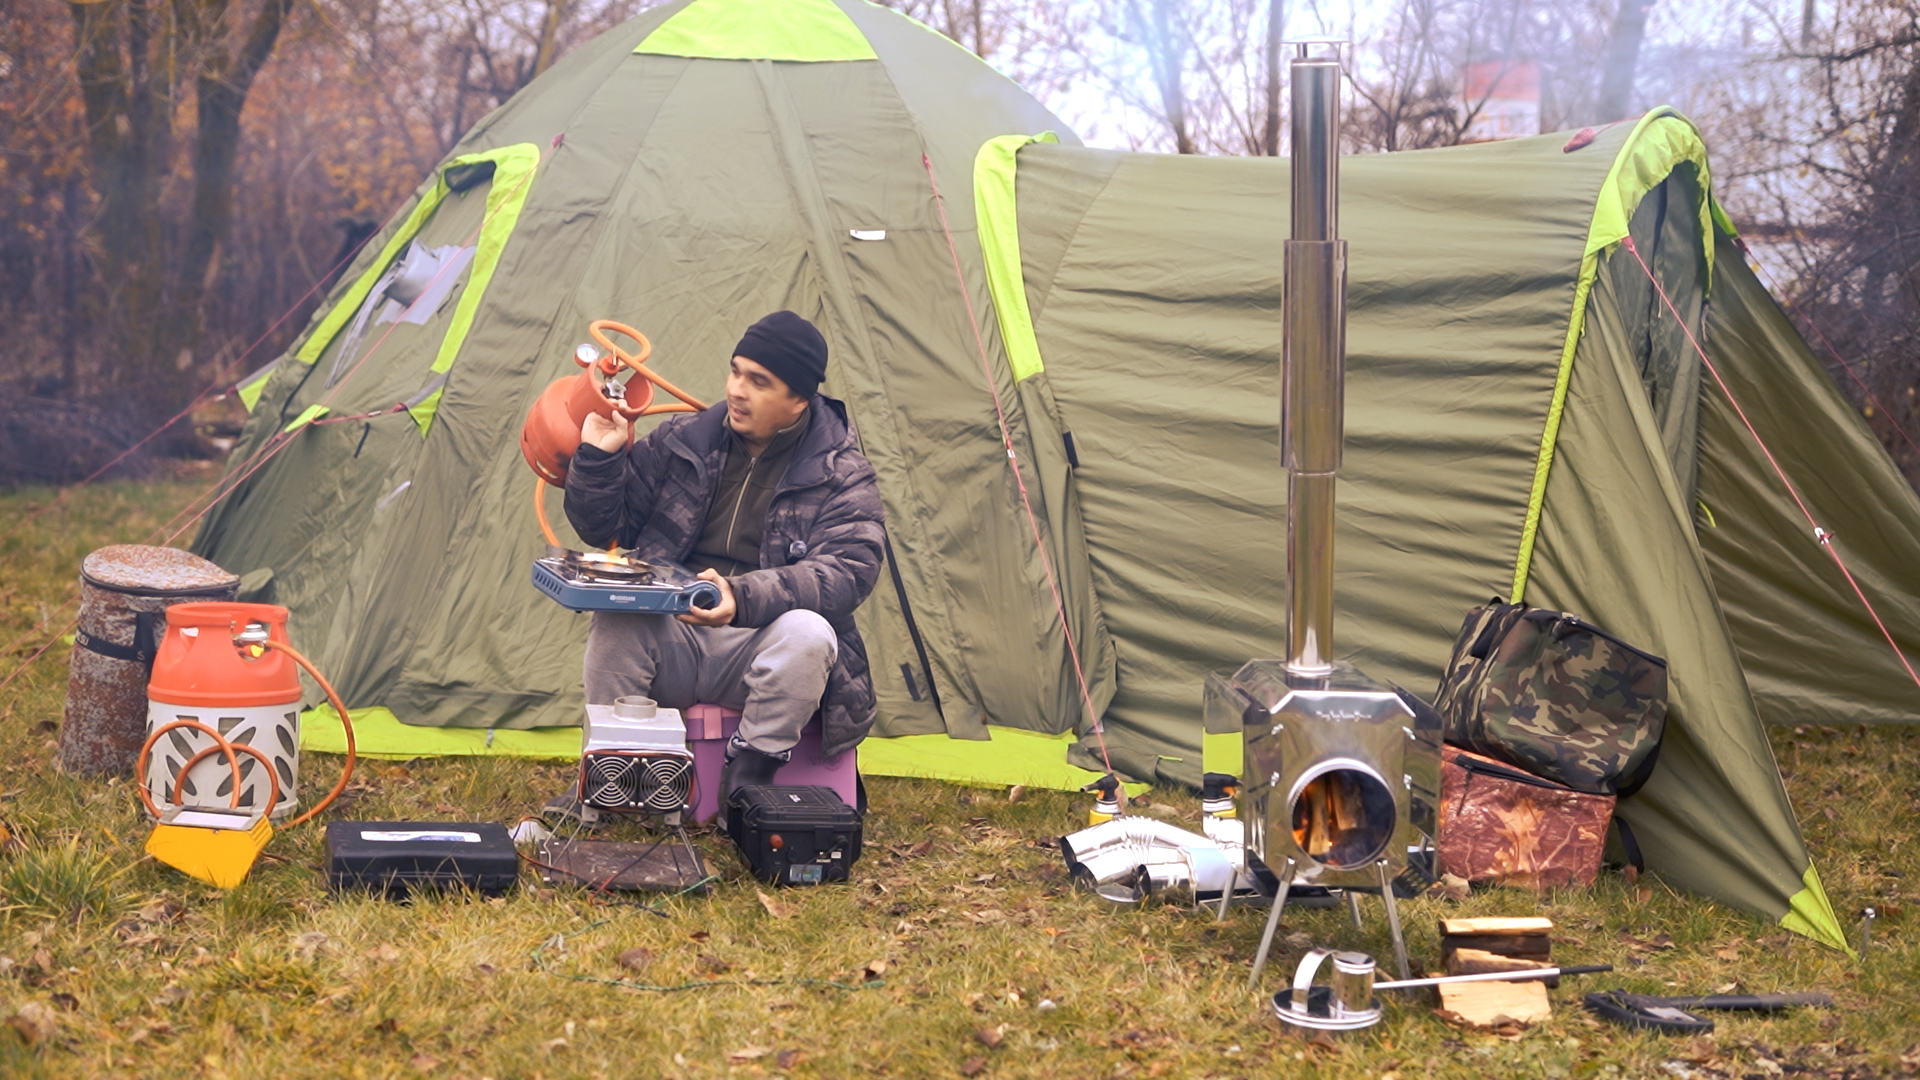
left=531, top=547, right=723, bottom=614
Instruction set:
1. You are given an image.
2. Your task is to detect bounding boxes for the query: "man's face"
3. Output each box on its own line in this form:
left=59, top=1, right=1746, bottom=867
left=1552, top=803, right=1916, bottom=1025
left=726, top=355, right=809, bottom=445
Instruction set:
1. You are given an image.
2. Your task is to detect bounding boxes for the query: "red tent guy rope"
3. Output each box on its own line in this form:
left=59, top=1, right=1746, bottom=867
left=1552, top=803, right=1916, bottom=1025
left=919, top=152, right=1115, bottom=778
left=1621, top=235, right=1920, bottom=692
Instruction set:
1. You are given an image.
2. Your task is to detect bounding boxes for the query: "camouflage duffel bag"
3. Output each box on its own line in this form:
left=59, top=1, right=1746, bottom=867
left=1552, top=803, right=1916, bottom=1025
left=1432, top=600, right=1668, bottom=797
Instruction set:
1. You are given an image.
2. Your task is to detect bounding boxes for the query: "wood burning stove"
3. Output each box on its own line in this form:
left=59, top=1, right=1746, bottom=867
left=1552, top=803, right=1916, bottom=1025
left=1203, top=44, right=1442, bottom=985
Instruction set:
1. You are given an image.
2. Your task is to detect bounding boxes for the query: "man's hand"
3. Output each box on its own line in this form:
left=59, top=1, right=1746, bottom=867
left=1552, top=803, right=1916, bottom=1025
left=676, top=569, right=735, bottom=627
left=582, top=410, right=630, bottom=453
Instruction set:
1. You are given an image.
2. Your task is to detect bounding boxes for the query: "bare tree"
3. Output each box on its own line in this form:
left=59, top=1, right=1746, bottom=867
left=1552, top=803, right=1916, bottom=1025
left=67, top=0, right=298, bottom=434
left=1594, top=0, right=1656, bottom=122
left=1681, top=0, right=1920, bottom=485
left=871, top=0, right=1088, bottom=106
left=1067, top=0, right=1282, bottom=155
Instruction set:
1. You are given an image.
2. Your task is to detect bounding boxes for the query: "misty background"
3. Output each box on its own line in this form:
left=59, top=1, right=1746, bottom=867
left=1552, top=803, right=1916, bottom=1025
left=1, top=0, right=1914, bottom=487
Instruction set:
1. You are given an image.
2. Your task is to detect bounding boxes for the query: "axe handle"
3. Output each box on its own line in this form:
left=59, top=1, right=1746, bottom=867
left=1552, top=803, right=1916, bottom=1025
left=1653, top=992, right=1834, bottom=1011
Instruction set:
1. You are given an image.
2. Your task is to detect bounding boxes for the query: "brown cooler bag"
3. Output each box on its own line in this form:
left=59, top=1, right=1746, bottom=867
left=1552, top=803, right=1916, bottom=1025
left=1438, top=744, right=1614, bottom=890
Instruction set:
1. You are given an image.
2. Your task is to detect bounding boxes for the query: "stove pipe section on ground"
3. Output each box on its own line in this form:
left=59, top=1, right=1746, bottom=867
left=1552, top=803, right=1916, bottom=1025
left=1203, top=51, right=1440, bottom=898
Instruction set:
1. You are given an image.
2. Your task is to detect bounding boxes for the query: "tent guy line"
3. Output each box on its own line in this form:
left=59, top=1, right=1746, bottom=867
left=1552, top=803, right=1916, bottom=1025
left=0, top=206, right=400, bottom=551
left=1621, top=234, right=1920, bottom=693
left=921, top=150, right=1115, bottom=778
left=0, top=155, right=542, bottom=706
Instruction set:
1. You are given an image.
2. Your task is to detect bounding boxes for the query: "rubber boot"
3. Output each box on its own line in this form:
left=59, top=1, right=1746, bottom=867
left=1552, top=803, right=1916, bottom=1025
left=721, top=748, right=786, bottom=805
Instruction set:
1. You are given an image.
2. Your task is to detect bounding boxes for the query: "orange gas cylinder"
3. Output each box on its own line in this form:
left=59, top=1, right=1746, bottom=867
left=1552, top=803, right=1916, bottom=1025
left=143, top=603, right=304, bottom=822
left=520, top=328, right=660, bottom=486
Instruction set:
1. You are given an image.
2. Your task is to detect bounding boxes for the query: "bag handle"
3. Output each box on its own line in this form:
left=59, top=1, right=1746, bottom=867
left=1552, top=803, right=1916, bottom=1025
left=1466, top=600, right=1523, bottom=660
left=74, top=610, right=161, bottom=666
left=1613, top=816, right=1645, bottom=875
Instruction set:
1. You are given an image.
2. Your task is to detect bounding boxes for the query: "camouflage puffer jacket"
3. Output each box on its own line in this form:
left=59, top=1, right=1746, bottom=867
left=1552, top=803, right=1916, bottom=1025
left=563, top=396, right=885, bottom=758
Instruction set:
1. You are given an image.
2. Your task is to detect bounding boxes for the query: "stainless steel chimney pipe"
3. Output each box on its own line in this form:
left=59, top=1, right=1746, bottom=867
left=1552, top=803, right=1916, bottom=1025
left=1282, top=51, right=1347, bottom=677
left=1206, top=48, right=1441, bottom=992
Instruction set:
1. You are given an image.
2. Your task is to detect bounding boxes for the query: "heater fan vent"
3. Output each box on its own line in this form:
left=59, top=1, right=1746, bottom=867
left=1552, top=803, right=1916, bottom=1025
left=580, top=750, right=696, bottom=813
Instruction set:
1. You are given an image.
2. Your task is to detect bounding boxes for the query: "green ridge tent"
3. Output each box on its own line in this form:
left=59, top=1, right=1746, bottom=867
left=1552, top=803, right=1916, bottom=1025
left=193, top=0, right=1920, bottom=950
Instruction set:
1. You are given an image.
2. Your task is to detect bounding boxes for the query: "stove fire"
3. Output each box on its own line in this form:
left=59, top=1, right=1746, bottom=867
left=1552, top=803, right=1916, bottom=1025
left=1292, top=768, right=1392, bottom=866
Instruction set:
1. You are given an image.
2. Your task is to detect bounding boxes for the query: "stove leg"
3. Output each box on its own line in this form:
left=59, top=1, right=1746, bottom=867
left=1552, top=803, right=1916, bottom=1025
left=1346, top=888, right=1364, bottom=928
left=1376, top=858, right=1410, bottom=980
left=1213, top=865, right=1238, bottom=922
left=1247, top=857, right=1297, bottom=990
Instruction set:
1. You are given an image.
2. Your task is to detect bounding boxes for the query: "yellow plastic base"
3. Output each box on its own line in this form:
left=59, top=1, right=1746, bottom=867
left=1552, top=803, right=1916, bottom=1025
left=146, top=817, right=274, bottom=889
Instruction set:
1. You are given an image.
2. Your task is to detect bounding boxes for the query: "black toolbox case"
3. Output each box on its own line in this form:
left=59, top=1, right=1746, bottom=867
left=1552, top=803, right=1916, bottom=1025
left=727, top=786, right=862, bottom=885
left=325, top=821, right=520, bottom=897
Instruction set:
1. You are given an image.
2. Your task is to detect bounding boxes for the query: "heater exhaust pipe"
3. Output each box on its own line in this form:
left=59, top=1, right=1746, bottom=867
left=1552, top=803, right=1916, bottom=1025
left=1283, top=51, right=1347, bottom=678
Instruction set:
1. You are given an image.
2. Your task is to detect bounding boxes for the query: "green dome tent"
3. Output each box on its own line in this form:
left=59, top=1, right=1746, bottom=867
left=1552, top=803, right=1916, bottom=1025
left=195, top=0, right=1920, bottom=951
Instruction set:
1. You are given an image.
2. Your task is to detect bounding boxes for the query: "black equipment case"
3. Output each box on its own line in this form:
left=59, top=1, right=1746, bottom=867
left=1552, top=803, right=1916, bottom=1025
left=727, top=785, right=862, bottom=885
left=325, top=821, right=520, bottom=897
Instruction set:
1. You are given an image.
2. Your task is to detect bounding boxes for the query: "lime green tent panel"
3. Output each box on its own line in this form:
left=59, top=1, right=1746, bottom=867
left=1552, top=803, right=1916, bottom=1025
left=636, top=0, right=876, bottom=61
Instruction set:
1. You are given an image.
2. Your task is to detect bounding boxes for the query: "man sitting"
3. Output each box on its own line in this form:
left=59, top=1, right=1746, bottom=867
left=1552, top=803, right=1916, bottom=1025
left=564, top=311, right=885, bottom=802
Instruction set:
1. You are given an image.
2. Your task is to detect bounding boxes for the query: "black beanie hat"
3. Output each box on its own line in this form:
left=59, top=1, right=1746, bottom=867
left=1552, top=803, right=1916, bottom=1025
left=733, top=311, right=827, bottom=399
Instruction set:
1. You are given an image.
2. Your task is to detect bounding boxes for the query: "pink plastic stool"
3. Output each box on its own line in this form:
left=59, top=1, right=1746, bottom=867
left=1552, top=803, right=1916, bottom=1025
left=684, top=704, right=858, bottom=824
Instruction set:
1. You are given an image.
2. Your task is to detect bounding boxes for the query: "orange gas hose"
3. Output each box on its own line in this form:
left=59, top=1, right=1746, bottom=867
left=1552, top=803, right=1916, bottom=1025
left=632, top=375, right=707, bottom=412
left=535, top=475, right=561, bottom=548
left=262, top=638, right=357, bottom=829
left=134, top=640, right=356, bottom=830
left=173, top=741, right=281, bottom=815
left=588, top=319, right=710, bottom=413
left=136, top=718, right=248, bottom=820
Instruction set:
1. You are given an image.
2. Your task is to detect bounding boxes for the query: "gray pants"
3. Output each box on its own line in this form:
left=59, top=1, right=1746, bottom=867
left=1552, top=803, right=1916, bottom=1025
left=583, top=609, right=838, bottom=756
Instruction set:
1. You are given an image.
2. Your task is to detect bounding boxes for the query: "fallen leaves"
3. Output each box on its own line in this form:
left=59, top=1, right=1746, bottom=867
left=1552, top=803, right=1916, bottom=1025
left=1616, top=929, right=1674, bottom=952
left=727, top=1045, right=771, bottom=1063
left=959, top=1055, right=989, bottom=1076
left=617, top=947, right=653, bottom=973
left=756, top=889, right=792, bottom=919
left=366, top=943, right=402, bottom=963
left=860, top=958, right=888, bottom=981
left=8, top=1001, right=57, bottom=1046
left=974, top=1023, right=1007, bottom=1049
left=292, top=932, right=330, bottom=961
left=1428, top=873, right=1471, bottom=901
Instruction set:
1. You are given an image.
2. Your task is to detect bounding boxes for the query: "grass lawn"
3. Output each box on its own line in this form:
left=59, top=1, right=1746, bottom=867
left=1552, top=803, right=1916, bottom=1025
left=1, top=473, right=1915, bottom=1079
